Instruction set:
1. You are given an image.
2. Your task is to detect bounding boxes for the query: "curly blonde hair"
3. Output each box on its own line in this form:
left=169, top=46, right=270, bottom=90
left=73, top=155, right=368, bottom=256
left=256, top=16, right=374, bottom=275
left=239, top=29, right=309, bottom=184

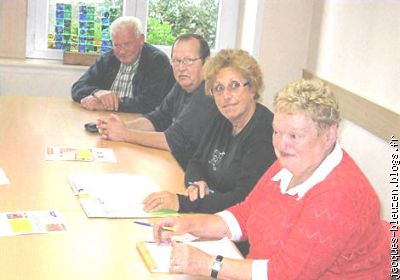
left=202, top=49, right=263, bottom=100
left=273, top=79, right=341, bottom=131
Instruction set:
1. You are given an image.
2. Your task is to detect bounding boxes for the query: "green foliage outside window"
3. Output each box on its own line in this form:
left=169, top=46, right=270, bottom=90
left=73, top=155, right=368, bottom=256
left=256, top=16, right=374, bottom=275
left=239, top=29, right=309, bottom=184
left=147, top=0, right=219, bottom=48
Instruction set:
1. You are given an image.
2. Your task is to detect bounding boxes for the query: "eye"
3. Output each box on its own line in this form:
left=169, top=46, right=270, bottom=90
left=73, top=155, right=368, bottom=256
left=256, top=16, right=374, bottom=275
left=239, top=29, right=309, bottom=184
left=289, top=133, right=298, bottom=140
left=213, top=84, right=224, bottom=93
left=230, top=80, right=241, bottom=89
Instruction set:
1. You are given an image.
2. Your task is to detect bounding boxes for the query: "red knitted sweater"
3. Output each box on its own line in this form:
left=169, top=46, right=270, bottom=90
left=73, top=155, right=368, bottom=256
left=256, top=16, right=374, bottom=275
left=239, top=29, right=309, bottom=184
left=228, top=150, right=389, bottom=279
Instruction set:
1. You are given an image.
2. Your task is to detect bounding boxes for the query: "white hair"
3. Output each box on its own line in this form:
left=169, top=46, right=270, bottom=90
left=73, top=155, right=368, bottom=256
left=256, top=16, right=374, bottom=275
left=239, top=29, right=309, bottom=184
left=110, top=16, right=143, bottom=37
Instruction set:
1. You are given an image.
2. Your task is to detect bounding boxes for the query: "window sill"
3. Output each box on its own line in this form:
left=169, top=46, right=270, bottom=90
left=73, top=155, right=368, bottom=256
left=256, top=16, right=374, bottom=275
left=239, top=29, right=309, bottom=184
left=0, top=57, right=89, bottom=70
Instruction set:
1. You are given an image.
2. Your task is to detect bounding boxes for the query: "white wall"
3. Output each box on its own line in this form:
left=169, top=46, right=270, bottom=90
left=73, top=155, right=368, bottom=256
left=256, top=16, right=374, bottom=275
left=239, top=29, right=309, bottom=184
left=307, top=0, right=399, bottom=221
left=257, top=0, right=314, bottom=108
left=255, top=0, right=398, bottom=220
left=0, top=61, right=85, bottom=96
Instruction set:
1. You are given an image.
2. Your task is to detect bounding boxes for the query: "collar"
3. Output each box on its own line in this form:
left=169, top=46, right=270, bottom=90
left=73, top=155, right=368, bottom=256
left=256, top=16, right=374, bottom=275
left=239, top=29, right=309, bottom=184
left=271, top=142, right=343, bottom=200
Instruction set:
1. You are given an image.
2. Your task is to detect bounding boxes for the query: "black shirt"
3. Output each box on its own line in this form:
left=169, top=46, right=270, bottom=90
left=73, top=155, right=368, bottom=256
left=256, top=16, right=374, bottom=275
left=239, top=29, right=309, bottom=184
left=179, top=103, right=276, bottom=213
left=144, top=82, right=219, bottom=169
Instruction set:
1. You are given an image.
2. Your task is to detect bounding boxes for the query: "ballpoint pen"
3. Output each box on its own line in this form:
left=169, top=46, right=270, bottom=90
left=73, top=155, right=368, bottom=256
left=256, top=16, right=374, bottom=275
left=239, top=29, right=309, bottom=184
left=133, top=221, right=176, bottom=232
left=188, top=181, right=215, bottom=194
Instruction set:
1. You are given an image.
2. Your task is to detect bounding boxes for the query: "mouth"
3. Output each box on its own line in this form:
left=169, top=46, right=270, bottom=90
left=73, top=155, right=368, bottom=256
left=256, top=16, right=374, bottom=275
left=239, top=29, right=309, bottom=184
left=222, top=103, right=238, bottom=109
left=277, top=150, right=295, bottom=157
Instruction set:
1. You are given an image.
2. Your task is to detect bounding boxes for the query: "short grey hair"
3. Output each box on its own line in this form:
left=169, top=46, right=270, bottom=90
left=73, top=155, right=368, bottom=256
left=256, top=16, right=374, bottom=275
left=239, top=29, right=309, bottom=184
left=110, top=16, right=143, bottom=37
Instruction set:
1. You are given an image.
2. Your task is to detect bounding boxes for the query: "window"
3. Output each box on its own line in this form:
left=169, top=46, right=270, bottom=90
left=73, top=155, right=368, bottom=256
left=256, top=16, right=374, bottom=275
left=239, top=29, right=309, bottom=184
left=47, top=1, right=123, bottom=54
left=26, top=0, right=239, bottom=60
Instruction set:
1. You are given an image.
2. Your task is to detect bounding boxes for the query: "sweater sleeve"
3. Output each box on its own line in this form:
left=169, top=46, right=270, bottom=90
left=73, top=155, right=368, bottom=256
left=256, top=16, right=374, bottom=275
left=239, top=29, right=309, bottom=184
left=71, top=53, right=117, bottom=102
left=228, top=162, right=281, bottom=240
left=183, top=116, right=217, bottom=185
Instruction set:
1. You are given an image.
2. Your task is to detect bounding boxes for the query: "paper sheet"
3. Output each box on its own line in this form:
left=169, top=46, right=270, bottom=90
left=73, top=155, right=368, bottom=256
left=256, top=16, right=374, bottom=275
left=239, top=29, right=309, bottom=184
left=68, top=173, right=177, bottom=218
left=0, top=168, right=10, bottom=185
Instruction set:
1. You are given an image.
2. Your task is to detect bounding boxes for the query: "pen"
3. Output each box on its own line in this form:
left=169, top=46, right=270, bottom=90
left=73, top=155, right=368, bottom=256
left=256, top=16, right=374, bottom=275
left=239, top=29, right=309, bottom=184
left=133, top=221, right=176, bottom=232
left=188, top=181, right=215, bottom=194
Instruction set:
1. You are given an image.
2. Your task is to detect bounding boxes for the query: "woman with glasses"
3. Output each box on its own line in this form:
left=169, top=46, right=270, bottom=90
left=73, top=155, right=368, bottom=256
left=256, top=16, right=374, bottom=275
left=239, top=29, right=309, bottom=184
left=153, top=79, right=389, bottom=279
left=143, top=49, right=276, bottom=215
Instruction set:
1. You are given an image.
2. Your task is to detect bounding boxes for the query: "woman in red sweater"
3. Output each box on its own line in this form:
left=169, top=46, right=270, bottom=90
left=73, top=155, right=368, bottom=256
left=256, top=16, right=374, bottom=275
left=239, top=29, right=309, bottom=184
left=153, top=79, right=389, bottom=279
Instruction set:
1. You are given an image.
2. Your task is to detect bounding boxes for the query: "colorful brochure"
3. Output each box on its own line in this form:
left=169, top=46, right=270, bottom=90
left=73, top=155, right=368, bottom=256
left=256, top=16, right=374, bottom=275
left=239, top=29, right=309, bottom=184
left=45, top=146, right=116, bottom=162
left=0, top=211, right=67, bottom=236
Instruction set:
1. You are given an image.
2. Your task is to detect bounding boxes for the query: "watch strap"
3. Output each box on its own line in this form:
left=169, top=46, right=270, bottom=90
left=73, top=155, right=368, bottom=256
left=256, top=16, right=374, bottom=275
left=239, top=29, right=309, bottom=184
left=211, top=255, right=224, bottom=278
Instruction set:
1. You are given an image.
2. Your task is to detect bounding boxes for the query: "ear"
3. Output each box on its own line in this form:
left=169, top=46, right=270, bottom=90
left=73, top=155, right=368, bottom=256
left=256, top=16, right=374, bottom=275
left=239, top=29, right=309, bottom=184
left=324, top=124, right=338, bottom=148
left=138, top=34, right=145, bottom=44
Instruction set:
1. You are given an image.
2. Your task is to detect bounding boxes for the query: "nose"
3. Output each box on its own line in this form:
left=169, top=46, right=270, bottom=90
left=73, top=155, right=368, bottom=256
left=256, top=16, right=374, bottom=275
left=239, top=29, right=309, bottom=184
left=273, top=133, right=289, bottom=151
left=174, top=62, right=188, bottom=71
left=221, top=88, right=233, bottom=100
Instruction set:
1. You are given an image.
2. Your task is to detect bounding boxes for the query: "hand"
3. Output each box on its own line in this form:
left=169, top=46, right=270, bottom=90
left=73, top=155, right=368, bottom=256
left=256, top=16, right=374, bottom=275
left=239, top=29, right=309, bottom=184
left=97, top=114, right=127, bottom=141
left=153, top=216, right=189, bottom=244
left=170, top=241, right=213, bottom=276
left=185, top=180, right=209, bottom=202
left=92, top=90, right=120, bottom=111
left=80, top=96, right=105, bottom=111
left=142, top=191, right=179, bottom=212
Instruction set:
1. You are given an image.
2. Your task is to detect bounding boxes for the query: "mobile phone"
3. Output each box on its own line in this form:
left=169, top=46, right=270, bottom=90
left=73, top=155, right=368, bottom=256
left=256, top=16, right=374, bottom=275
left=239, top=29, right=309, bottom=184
left=84, top=122, right=99, bottom=133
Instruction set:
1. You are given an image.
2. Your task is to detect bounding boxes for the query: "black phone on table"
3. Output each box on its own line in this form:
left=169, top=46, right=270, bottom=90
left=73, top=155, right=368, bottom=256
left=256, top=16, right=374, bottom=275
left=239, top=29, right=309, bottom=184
left=84, top=122, right=99, bottom=133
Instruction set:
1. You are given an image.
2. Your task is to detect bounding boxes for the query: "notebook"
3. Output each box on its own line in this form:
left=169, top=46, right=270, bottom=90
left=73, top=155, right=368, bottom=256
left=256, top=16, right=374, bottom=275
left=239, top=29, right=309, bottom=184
left=137, top=237, right=243, bottom=273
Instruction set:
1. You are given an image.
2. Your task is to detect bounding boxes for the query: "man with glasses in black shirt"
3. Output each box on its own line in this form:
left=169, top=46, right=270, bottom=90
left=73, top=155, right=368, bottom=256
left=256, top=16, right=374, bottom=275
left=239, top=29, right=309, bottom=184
left=97, top=34, right=218, bottom=169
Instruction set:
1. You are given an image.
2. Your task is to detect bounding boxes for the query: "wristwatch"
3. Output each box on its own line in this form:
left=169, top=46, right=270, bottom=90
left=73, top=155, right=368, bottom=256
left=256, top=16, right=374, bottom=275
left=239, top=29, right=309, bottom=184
left=211, top=255, right=224, bottom=278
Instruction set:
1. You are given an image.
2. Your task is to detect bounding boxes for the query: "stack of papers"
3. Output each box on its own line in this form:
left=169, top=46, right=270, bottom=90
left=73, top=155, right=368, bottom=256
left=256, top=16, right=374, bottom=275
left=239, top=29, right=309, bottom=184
left=68, top=173, right=178, bottom=218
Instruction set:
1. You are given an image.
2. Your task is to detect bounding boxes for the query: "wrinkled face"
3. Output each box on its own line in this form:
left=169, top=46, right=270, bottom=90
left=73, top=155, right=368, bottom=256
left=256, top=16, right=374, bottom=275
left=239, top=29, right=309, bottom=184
left=272, top=112, right=336, bottom=181
left=171, top=38, right=204, bottom=93
left=112, top=28, right=144, bottom=65
left=212, top=67, right=256, bottom=125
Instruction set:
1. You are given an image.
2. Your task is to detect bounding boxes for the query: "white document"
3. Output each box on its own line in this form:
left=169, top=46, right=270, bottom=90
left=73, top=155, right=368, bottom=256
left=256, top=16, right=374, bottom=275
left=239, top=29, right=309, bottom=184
left=0, top=210, right=67, bottom=236
left=45, top=146, right=116, bottom=162
left=68, top=173, right=169, bottom=218
left=139, top=238, right=243, bottom=273
left=0, top=168, right=10, bottom=185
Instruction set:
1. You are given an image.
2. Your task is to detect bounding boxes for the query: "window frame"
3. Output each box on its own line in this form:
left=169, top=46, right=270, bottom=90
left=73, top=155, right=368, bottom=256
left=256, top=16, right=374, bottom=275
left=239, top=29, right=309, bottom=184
left=26, top=0, right=239, bottom=60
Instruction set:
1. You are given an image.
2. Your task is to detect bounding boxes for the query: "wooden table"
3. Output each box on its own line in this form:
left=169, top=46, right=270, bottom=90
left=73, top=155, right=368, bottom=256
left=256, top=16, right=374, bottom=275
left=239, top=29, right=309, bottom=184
left=0, top=96, right=206, bottom=280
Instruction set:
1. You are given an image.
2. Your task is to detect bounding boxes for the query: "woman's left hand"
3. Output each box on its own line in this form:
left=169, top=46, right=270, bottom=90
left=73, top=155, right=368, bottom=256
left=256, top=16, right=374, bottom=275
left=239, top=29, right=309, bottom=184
left=169, top=241, right=213, bottom=276
left=142, top=191, right=179, bottom=212
left=185, top=180, right=209, bottom=202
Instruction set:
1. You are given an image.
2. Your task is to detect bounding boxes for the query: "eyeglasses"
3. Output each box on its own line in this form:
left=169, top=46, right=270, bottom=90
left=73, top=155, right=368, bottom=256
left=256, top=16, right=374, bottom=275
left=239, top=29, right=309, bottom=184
left=170, top=57, right=202, bottom=66
left=211, top=80, right=250, bottom=96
